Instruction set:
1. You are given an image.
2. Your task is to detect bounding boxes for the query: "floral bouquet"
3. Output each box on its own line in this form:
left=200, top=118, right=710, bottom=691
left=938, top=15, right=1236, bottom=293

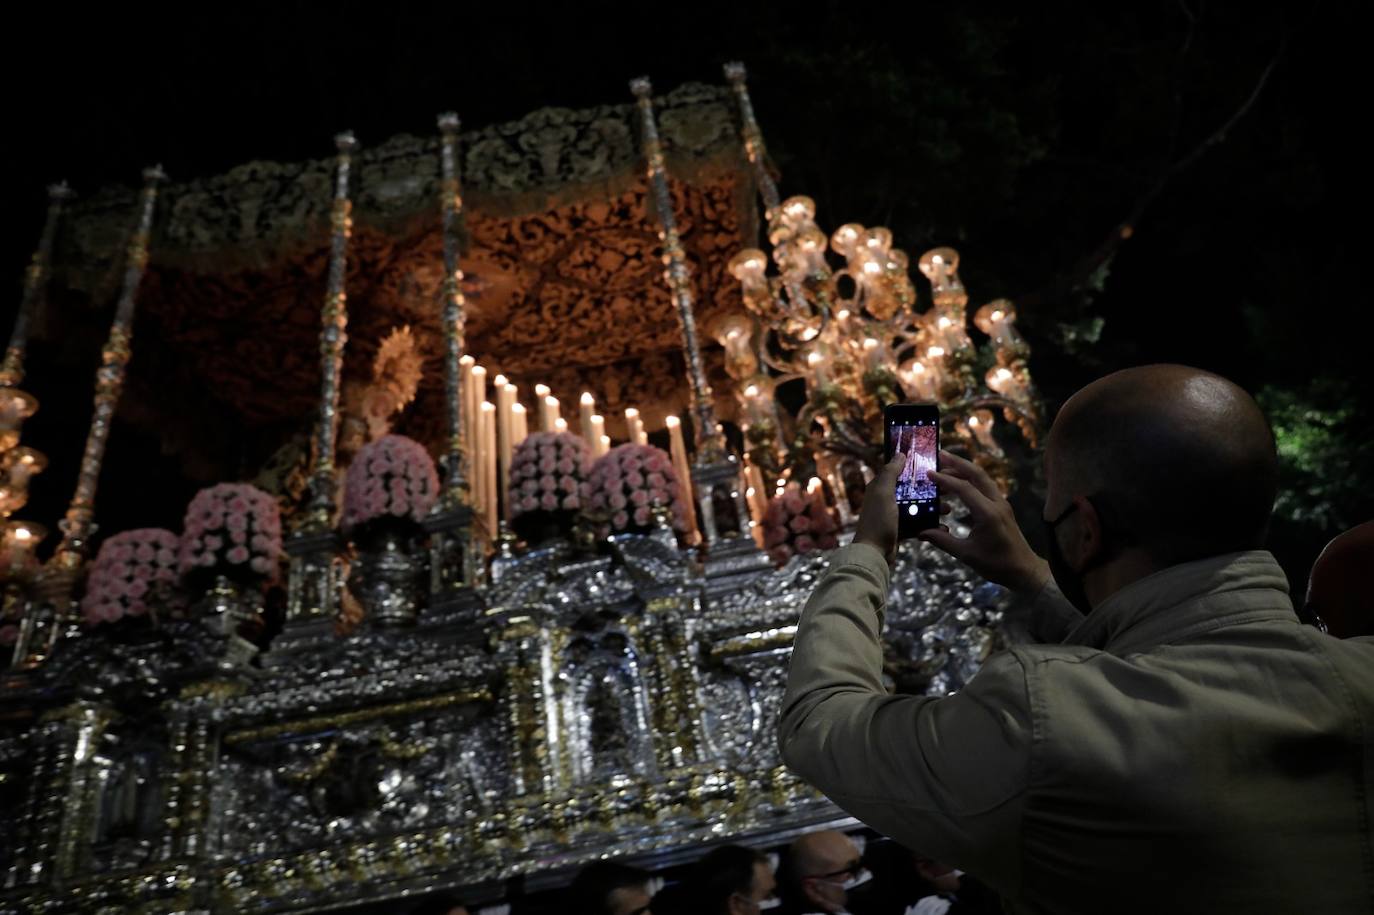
left=179, top=483, right=282, bottom=583
left=81, top=528, right=182, bottom=626
left=342, top=434, right=440, bottom=535
left=585, top=443, right=691, bottom=537
left=509, top=431, right=590, bottom=543
left=763, top=484, right=840, bottom=566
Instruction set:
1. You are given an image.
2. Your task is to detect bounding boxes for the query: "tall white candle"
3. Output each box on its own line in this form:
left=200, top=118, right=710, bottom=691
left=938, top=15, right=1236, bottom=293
left=470, top=365, right=487, bottom=473
left=664, top=414, right=699, bottom=542
left=495, top=377, right=514, bottom=520
left=480, top=401, right=497, bottom=536
left=625, top=407, right=647, bottom=446
left=598, top=434, right=611, bottom=457
left=511, top=400, right=529, bottom=447
left=544, top=395, right=562, bottom=433
left=579, top=392, right=596, bottom=447
left=534, top=384, right=551, bottom=431
left=590, top=415, right=607, bottom=456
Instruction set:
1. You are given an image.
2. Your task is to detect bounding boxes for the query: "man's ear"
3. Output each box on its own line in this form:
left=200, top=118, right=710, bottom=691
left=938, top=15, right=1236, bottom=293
left=1071, top=494, right=1106, bottom=570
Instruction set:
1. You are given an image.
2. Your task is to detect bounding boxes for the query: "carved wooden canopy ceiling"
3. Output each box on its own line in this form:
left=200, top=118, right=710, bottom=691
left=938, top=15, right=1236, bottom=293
left=40, top=83, right=759, bottom=481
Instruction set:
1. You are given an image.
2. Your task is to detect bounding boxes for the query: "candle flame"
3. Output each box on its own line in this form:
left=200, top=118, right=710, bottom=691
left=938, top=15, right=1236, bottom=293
left=534, top=384, right=550, bottom=397
left=807, top=352, right=823, bottom=367
left=990, top=309, right=1004, bottom=322
left=512, top=402, right=526, bottom=414
left=591, top=414, right=604, bottom=423
left=665, top=414, right=680, bottom=428
left=625, top=407, right=640, bottom=418
left=554, top=418, right=568, bottom=432
left=494, top=374, right=508, bottom=386
left=807, top=476, right=823, bottom=493
left=580, top=392, right=594, bottom=405
left=459, top=355, right=475, bottom=367
left=544, top=396, right=558, bottom=407
left=744, top=384, right=759, bottom=398
left=481, top=401, right=495, bottom=413
left=927, top=345, right=946, bottom=358
left=13, top=527, right=32, bottom=541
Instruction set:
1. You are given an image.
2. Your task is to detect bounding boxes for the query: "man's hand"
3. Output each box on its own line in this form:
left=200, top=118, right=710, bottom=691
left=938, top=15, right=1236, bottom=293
left=921, top=449, right=1051, bottom=595
left=853, top=451, right=904, bottom=564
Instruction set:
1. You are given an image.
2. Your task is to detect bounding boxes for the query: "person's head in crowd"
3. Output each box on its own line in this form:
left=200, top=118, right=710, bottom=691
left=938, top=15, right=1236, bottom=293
left=1043, top=364, right=1279, bottom=612
left=1304, top=520, right=1374, bottom=638
left=693, top=844, right=778, bottom=914
left=408, top=894, right=469, bottom=915
left=784, top=830, right=872, bottom=913
left=570, top=860, right=653, bottom=915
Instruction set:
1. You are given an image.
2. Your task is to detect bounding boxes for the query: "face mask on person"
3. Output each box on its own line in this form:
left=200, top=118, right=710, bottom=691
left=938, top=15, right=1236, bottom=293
left=1044, top=502, right=1094, bottom=614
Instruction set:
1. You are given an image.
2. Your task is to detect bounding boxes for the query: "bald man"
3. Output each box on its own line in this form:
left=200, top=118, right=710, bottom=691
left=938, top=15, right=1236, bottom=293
left=782, top=830, right=873, bottom=914
left=779, top=366, right=1374, bottom=913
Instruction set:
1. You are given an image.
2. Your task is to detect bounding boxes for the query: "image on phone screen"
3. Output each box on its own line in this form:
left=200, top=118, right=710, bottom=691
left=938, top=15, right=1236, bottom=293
left=885, top=404, right=940, bottom=534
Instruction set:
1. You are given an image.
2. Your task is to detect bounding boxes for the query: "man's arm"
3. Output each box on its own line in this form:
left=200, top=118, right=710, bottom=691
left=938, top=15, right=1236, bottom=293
left=777, top=542, right=1033, bottom=895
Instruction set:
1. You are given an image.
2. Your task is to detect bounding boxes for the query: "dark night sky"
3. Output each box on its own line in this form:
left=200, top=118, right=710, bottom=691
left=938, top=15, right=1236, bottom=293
left=3, top=2, right=1368, bottom=583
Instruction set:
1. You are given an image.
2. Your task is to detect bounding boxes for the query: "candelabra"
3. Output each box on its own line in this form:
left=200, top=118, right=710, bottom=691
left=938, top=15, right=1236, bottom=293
left=275, top=133, right=356, bottom=656
left=425, top=111, right=483, bottom=598
left=631, top=76, right=759, bottom=565
left=719, top=63, right=1039, bottom=496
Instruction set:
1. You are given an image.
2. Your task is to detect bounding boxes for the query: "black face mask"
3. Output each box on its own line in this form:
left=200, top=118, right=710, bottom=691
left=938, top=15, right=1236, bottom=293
left=1044, top=502, right=1094, bottom=615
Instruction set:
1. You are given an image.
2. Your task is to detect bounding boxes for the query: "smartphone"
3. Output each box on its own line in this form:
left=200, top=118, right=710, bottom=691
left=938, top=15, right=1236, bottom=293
left=884, top=403, right=940, bottom=536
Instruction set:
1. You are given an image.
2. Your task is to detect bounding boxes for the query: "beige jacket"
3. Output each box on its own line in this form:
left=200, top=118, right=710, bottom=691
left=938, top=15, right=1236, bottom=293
left=778, top=544, right=1374, bottom=913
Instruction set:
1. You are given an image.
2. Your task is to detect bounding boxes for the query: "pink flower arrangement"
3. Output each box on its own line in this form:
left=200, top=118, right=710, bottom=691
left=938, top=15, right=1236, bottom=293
left=81, top=528, right=182, bottom=626
left=763, top=484, right=840, bottom=566
left=179, top=483, right=282, bottom=580
left=509, top=431, right=590, bottom=522
left=585, top=443, right=691, bottom=535
left=342, top=434, right=440, bottom=532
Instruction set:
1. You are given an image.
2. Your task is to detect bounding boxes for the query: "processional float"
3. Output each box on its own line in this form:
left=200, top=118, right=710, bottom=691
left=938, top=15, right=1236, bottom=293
left=0, top=65, right=1036, bottom=913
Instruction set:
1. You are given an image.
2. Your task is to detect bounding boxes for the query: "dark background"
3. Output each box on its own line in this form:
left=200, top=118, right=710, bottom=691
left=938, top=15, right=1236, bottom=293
left=3, top=1, right=1369, bottom=592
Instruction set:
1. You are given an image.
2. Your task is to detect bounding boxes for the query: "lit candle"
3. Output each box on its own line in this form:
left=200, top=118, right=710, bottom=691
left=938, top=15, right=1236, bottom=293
left=470, top=364, right=487, bottom=455
left=579, top=392, right=596, bottom=446
left=806, top=350, right=828, bottom=386
left=511, top=401, right=529, bottom=447
left=967, top=409, right=1002, bottom=455
left=544, top=394, right=561, bottom=433
left=495, top=378, right=515, bottom=519
left=534, top=384, right=551, bottom=431
left=598, top=434, right=611, bottom=456
left=900, top=359, right=937, bottom=402
left=664, top=415, right=699, bottom=541
left=625, top=407, right=647, bottom=446
left=986, top=364, right=1024, bottom=400
left=480, top=401, right=497, bottom=535
left=590, top=414, right=607, bottom=455
left=554, top=417, right=568, bottom=433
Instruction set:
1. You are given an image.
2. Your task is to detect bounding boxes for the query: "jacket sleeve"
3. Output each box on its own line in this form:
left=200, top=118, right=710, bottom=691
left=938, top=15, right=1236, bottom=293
left=777, top=543, right=1033, bottom=895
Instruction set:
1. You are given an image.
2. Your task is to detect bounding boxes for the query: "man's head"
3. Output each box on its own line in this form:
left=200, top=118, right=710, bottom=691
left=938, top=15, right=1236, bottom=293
left=570, top=860, right=653, bottom=915
left=1043, top=365, right=1278, bottom=610
left=787, top=830, right=869, bottom=913
left=1305, top=521, right=1374, bottom=638
left=694, top=844, right=777, bottom=914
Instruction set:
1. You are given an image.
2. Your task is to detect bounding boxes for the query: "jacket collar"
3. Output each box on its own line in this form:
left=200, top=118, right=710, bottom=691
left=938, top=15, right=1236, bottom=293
left=1063, top=550, right=1295, bottom=654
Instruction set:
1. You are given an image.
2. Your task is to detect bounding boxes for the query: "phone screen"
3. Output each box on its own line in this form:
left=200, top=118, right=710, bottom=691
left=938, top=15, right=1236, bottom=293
left=884, top=403, right=940, bottom=535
